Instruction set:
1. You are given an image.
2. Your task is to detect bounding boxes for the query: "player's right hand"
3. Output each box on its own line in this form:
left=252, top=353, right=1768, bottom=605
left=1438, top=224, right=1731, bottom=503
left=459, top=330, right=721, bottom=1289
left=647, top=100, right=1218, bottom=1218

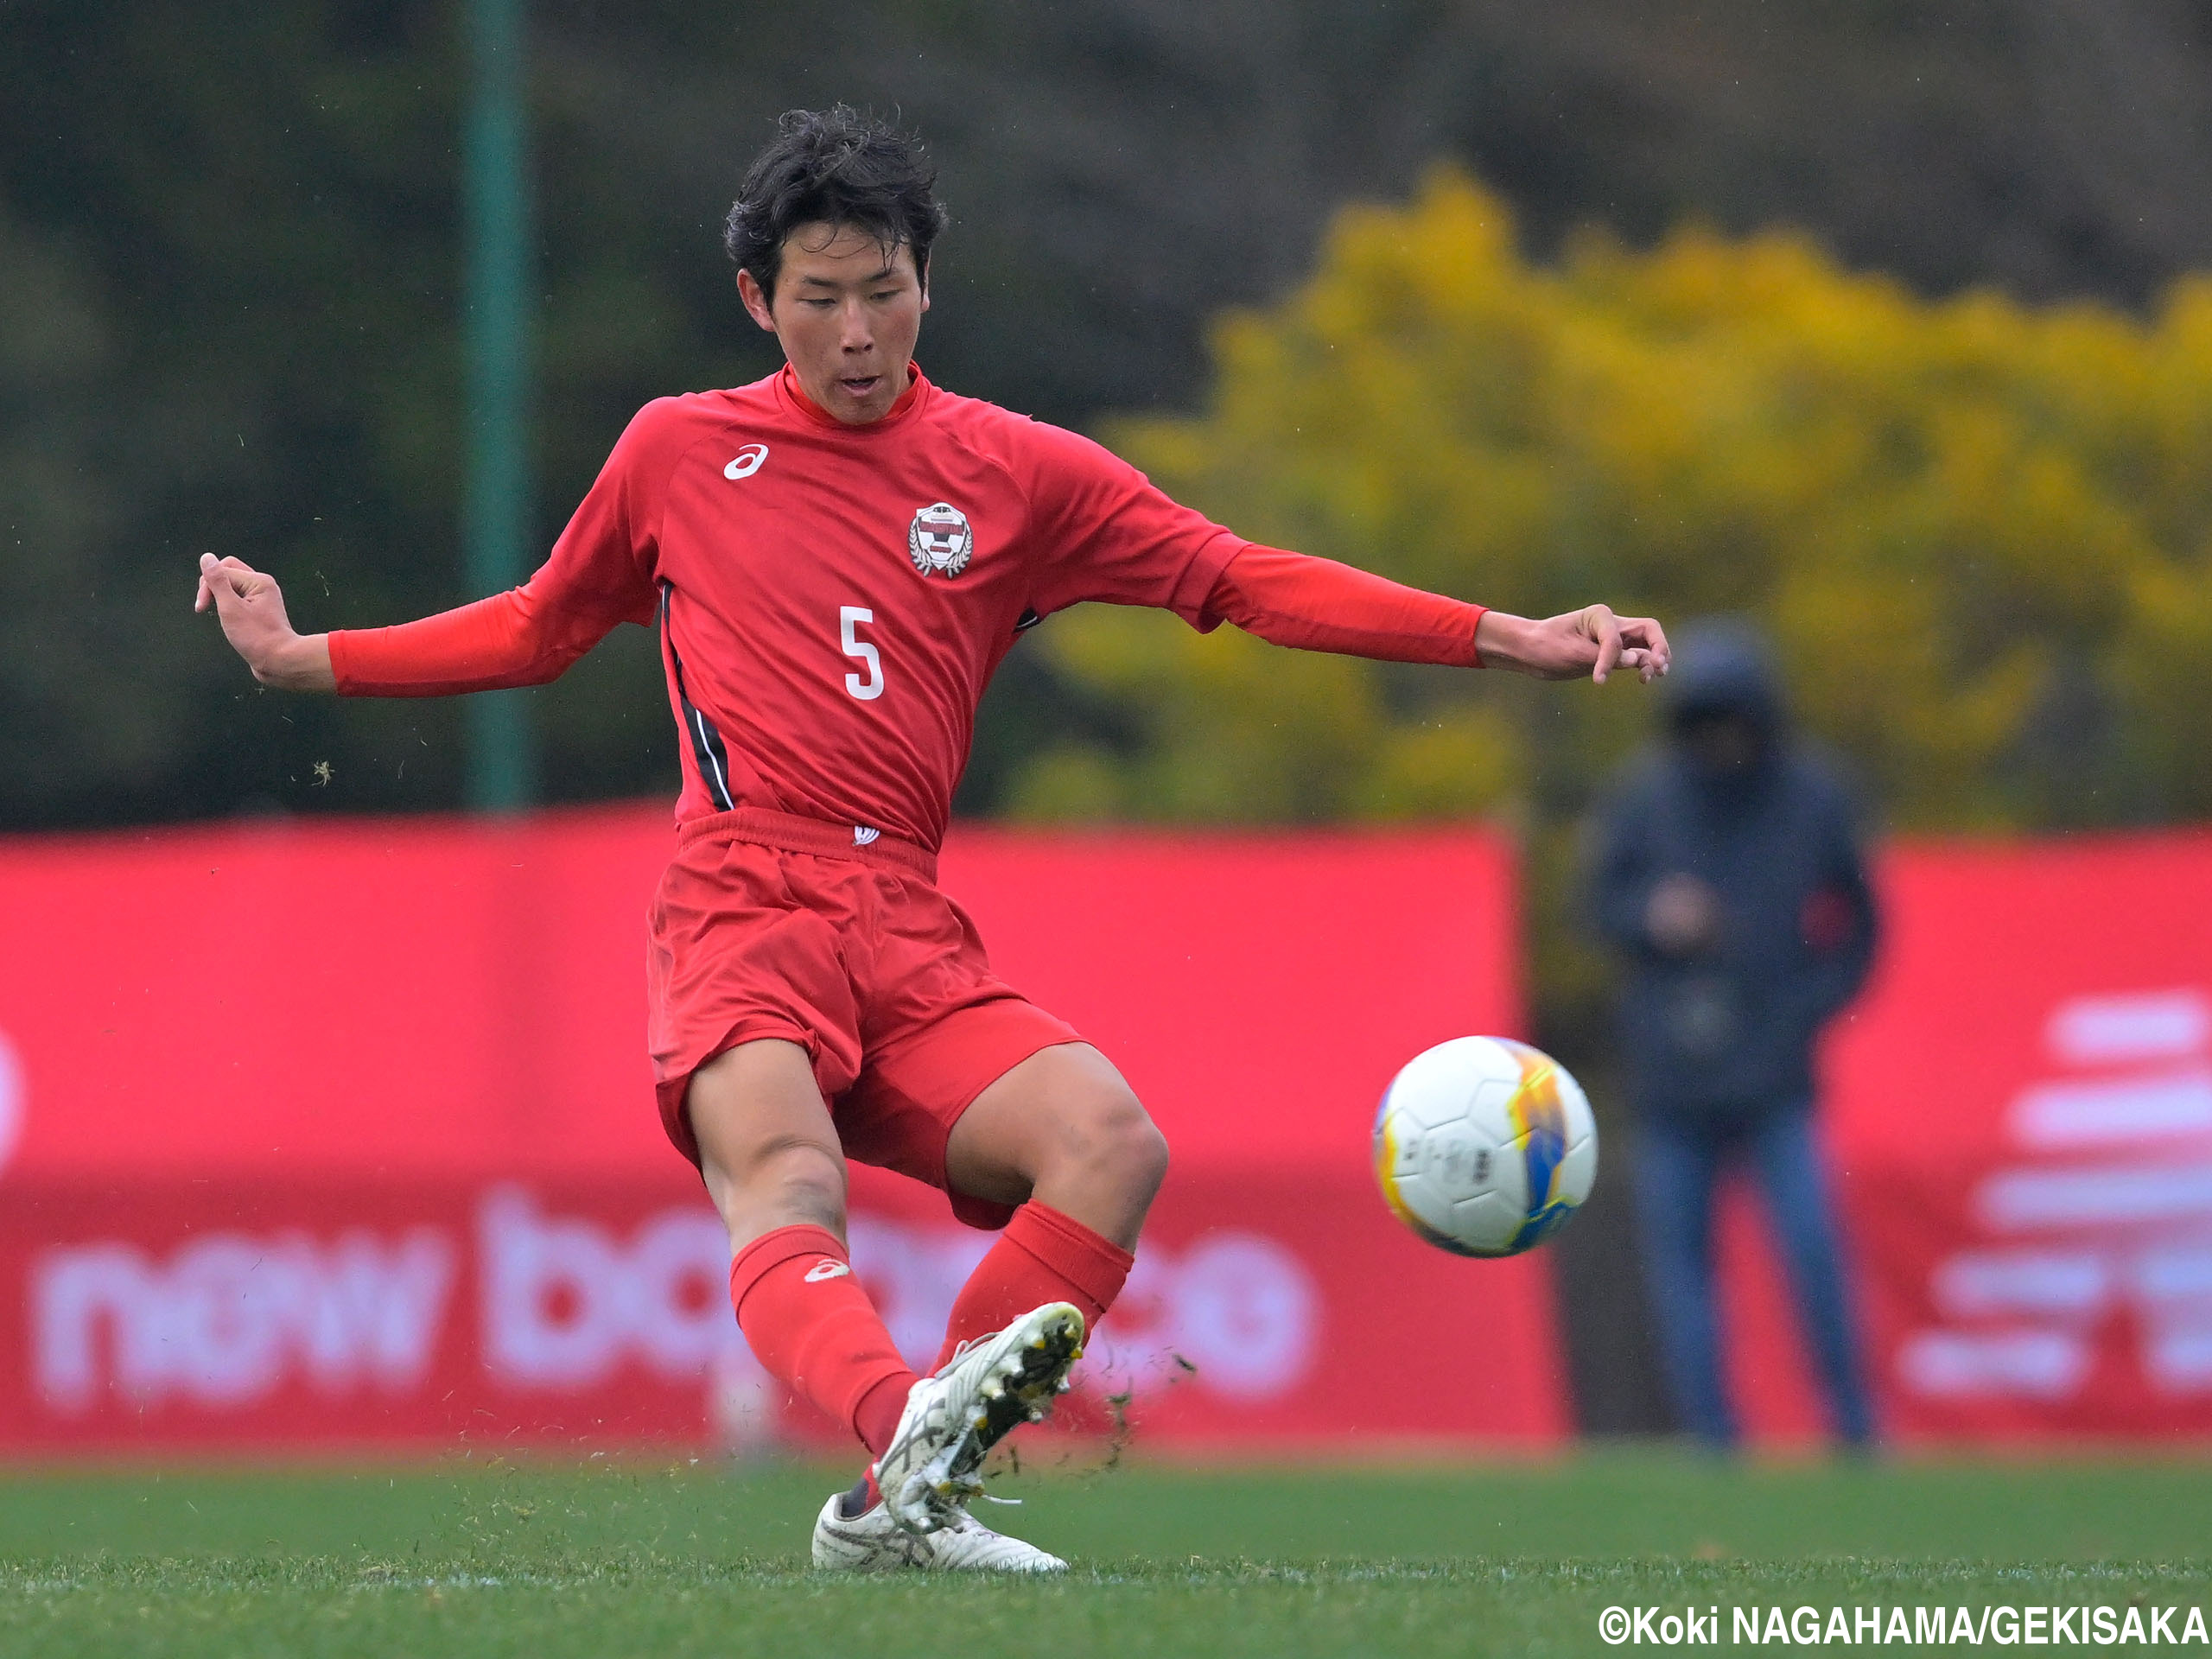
left=194, top=553, right=336, bottom=692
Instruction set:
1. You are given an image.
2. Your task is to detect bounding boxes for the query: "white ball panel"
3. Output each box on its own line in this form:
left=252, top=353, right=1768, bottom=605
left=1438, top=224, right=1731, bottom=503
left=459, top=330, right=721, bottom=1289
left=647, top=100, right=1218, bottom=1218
left=1395, top=1170, right=1459, bottom=1236
left=1449, top=1189, right=1519, bottom=1255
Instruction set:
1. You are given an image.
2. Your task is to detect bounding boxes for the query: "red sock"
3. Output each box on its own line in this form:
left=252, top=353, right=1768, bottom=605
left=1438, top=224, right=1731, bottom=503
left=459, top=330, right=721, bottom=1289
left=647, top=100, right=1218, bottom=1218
left=929, top=1200, right=1135, bottom=1373
left=729, top=1225, right=916, bottom=1457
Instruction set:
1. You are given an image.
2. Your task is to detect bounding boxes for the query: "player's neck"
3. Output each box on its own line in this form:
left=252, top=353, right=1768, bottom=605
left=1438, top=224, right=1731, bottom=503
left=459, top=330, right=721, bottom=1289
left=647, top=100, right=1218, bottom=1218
left=778, top=363, right=926, bottom=430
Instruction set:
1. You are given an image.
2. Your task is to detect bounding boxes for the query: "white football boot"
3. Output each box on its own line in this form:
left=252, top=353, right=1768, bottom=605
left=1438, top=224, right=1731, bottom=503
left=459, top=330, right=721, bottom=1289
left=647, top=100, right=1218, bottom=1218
left=810, top=1488, right=1067, bottom=1573
left=872, top=1300, right=1085, bottom=1534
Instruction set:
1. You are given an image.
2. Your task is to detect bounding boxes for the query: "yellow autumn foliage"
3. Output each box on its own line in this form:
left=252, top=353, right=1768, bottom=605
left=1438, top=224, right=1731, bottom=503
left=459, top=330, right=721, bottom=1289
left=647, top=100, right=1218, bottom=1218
left=1010, top=166, right=2212, bottom=836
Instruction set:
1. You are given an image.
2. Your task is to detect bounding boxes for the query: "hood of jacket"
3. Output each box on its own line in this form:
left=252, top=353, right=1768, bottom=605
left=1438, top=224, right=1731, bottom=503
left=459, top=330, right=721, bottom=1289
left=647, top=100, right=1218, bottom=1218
left=1662, top=617, right=1785, bottom=737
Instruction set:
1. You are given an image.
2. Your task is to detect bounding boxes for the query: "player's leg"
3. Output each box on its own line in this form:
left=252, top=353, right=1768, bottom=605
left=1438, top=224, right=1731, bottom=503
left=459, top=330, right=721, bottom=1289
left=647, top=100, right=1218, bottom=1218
left=1745, top=1100, right=1877, bottom=1448
left=690, top=1038, right=919, bottom=1463
left=810, top=1014, right=1109, bottom=1560
left=932, top=1041, right=1166, bottom=1370
left=947, top=1041, right=1166, bottom=1247
left=1632, top=1111, right=1738, bottom=1447
left=817, top=1041, right=1139, bottom=1567
left=697, top=1036, right=1082, bottom=1553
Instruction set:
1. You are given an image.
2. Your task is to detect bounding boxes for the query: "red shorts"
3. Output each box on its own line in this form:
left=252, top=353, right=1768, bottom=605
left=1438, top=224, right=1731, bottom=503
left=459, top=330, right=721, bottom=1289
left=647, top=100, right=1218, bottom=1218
left=647, top=806, right=1082, bottom=1229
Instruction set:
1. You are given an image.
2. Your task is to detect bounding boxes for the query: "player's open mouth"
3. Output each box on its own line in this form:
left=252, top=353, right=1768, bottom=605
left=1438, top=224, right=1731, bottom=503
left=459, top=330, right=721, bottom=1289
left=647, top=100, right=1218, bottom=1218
left=840, top=375, right=881, bottom=398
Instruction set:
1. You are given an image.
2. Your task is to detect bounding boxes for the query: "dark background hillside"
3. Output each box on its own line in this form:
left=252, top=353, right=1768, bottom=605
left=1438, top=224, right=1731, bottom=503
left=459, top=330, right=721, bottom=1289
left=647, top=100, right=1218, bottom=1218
left=7, top=0, right=2212, bottom=831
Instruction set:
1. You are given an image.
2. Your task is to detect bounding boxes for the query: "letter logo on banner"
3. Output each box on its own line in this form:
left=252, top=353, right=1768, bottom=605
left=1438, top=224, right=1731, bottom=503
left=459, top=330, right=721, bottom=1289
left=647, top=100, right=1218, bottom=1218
left=1899, top=987, right=2212, bottom=1406
left=1098, top=1232, right=1319, bottom=1400
left=478, top=1187, right=738, bottom=1388
left=836, top=1216, right=1319, bottom=1401
left=33, top=1230, right=454, bottom=1412
left=34, top=1245, right=164, bottom=1410
left=845, top=1216, right=992, bottom=1363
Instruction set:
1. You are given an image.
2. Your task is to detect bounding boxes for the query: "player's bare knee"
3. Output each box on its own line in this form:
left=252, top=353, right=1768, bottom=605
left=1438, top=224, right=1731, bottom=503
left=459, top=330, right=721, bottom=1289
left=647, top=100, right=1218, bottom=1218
left=1071, top=1086, right=1169, bottom=1204
left=1120, top=1111, right=1172, bottom=1205
left=765, top=1137, right=846, bottom=1200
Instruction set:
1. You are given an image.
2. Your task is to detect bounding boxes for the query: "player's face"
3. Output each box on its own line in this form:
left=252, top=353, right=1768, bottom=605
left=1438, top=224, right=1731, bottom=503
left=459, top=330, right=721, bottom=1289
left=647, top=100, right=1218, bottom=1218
left=737, top=223, right=929, bottom=425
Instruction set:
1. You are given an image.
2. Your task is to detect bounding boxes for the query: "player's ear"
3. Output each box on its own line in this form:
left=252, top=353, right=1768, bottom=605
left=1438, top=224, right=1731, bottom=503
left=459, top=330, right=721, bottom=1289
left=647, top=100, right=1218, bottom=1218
left=915, top=251, right=931, bottom=315
left=735, top=267, right=778, bottom=334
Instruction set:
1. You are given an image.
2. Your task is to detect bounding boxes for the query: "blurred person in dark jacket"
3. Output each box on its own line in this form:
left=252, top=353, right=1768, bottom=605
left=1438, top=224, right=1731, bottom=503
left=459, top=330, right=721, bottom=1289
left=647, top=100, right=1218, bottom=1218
left=1589, top=618, right=1878, bottom=1450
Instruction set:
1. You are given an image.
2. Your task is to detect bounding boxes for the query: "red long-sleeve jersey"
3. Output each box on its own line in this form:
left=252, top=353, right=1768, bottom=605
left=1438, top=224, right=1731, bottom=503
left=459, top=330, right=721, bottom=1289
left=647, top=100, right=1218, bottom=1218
left=330, top=366, right=1484, bottom=849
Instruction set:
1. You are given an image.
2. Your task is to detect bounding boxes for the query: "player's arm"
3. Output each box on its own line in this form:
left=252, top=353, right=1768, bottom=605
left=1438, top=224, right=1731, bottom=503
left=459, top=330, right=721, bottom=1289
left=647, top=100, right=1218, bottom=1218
left=1206, top=545, right=1670, bottom=685
left=193, top=556, right=634, bottom=697
left=1015, top=422, right=1666, bottom=682
left=194, top=400, right=675, bottom=696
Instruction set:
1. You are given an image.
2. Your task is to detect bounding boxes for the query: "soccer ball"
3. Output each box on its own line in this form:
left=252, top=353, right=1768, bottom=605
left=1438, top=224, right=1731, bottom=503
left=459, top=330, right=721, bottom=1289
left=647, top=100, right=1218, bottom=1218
left=1372, top=1036, right=1599, bottom=1257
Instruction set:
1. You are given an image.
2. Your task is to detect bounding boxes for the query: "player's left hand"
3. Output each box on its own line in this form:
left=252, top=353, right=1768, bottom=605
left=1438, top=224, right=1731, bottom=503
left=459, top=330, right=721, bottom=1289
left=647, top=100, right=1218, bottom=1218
left=1476, top=606, right=1671, bottom=683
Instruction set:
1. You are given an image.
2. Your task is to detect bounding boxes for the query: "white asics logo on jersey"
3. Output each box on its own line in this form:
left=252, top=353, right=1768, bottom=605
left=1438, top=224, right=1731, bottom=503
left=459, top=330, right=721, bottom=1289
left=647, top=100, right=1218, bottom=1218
left=853, top=826, right=880, bottom=847
left=803, top=1259, right=851, bottom=1282
left=724, top=444, right=769, bottom=480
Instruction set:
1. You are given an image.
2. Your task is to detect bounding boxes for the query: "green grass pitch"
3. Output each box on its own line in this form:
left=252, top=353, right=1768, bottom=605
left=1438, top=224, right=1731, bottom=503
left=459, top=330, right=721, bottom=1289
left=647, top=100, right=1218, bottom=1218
left=3, top=1451, right=2207, bottom=1656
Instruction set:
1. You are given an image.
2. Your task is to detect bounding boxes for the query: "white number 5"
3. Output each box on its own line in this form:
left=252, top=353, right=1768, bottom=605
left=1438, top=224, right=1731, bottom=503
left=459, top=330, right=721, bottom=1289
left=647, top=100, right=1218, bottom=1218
left=841, top=606, right=884, bottom=701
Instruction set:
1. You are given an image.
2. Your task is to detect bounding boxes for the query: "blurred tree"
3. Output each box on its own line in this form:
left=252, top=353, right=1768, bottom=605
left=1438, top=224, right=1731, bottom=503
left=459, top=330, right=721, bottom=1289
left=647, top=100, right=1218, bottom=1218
left=1014, top=164, right=2212, bottom=1027
left=1016, top=170, right=2212, bottom=1431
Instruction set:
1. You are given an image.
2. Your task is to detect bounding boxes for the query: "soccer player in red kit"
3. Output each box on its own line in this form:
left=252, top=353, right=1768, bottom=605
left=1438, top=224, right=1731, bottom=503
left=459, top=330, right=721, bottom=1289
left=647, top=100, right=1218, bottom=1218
left=196, top=107, right=1669, bottom=1572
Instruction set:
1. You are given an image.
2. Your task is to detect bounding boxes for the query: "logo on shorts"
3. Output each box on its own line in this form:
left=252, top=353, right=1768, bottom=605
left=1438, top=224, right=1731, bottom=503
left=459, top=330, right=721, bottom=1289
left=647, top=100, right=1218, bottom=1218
left=907, top=502, right=973, bottom=577
left=853, top=826, right=880, bottom=847
left=804, top=1260, right=852, bottom=1282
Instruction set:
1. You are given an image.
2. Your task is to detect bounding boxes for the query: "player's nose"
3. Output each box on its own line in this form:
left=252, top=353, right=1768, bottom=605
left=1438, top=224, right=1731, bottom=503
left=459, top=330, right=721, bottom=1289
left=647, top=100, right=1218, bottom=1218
left=838, top=299, right=874, bottom=351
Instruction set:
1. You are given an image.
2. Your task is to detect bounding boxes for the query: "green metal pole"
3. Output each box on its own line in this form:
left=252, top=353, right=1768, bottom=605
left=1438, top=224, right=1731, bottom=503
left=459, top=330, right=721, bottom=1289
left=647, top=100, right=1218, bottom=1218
left=461, top=0, right=535, bottom=812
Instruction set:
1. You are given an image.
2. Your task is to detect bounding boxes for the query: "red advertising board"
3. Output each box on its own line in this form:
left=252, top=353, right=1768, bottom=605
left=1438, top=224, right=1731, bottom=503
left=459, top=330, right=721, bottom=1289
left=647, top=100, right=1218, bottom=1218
left=0, top=808, right=1565, bottom=1453
left=1722, top=832, right=2212, bottom=1444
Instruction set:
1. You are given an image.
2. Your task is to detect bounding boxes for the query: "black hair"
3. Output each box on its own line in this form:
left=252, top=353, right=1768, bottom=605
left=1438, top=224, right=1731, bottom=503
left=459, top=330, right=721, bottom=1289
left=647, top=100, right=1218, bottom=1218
left=723, top=106, right=947, bottom=302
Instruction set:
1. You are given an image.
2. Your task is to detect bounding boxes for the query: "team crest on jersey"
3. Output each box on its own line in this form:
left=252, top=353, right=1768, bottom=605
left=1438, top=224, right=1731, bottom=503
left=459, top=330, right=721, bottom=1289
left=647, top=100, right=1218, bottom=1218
left=907, top=501, right=974, bottom=578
